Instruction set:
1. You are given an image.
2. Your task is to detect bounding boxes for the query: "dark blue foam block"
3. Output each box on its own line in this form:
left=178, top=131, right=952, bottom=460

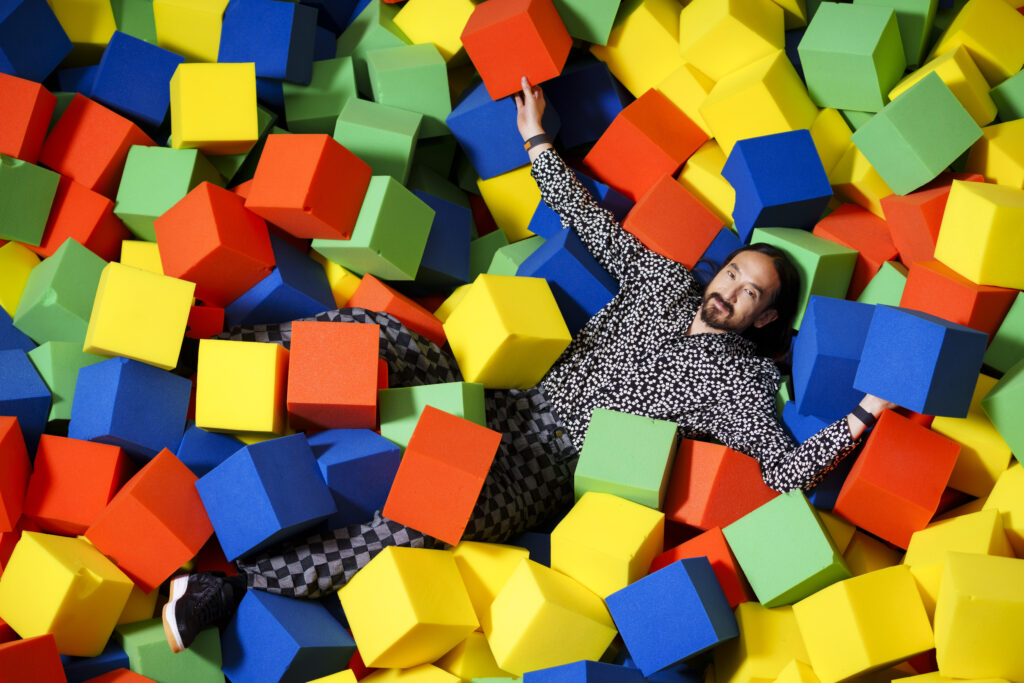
left=301, top=0, right=359, bottom=34
left=56, top=65, right=97, bottom=98
left=447, top=79, right=561, bottom=180
left=721, top=129, right=832, bottom=243
left=781, top=401, right=855, bottom=511
left=310, top=428, right=401, bottom=529
left=0, top=0, right=72, bottom=82
left=524, top=660, right=646, bottom=683
left=784, top=28, right=805, bottom=79
left=544, top=56, right=631, bottom=149
left=61, top=638, right=130, bottom=683
left=196, top=433, right=337, bottom=560
left=853, top=305, right=988, bottom=418
left=0, top=348, right=49, bottom=455
left=618, top=655, right=703, bottom=683
left=606, top=557, right=738, bottom=677
left=508, top=530, right=550, bottom=567
left=222, top=589, right=356, bottom=683
left=413, top=189, right=472, bottom=287
left=225, top=233, right=335, bottom=327
left=256, top=76, right=286, bottom=115
left=313, top=25, right=338, bottom=62
left=176, top=422, right=243, bottom=478
left=517, top=228, right=618, bottom=335
left=68, top=357, right=190, bottom=464
left=220, top=0, right=318, bottom=85
left=1, top=308, right=35, bottom=353
left=792, top=296, right=876, bottom=422
left=692, top=226, right=743, bottom=287
left=91, top=31, right=185, bottom=130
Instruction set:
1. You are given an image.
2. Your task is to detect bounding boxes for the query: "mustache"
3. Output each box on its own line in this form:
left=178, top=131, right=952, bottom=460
left=706, top=293, right=733, bottom=315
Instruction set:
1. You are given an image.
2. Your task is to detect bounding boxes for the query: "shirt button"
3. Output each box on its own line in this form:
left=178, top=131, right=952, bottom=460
left=554, top=429, right=564, bottom=438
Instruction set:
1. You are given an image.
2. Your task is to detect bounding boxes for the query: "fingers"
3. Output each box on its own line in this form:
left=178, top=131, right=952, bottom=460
left=520, top=75, right=533, bottom=101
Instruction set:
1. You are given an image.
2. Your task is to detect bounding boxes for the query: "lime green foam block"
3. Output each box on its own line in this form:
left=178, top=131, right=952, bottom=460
left=208, top=105, right=278, bottom=185
left=984, top=291, right=1024, bottom=374
left=335, top=0, right=410, bottom=97
left=111, top=0, right=158, bottom=44
left=378, top=382, right=486, bottom=450
left=13, top=239, right=107, bottom=346
left=115, top=146, right=224, bottom=242
left=851, top=72, right=983, bottom=195
left=116, top=618, right=223, bottom=683
left=487, top=237, right=545, bottom=277
left=981, top=358, right=1024, bottom=466
left=311, top=175, right=434, bottom=281
left=991, top=69, right=1024, bottom=122
left=840, top=109, right=875, bottom=131
left=333, top=97, right=422, bottom=184
left=0, top=154, right=61, bottom=247
left=856, top=260, right=908, bottom=307
left=573, top=407, right=678, bottom=510
left=751, top=228, right=858, bottom=330
left=367, top=43, right=451, bottom=138
left=470, top=231, right=510, bottom=282
left=552, top=0, right=619, bottom=45
left=853, top=0, right=939, bottom=68
left=27, top=341, right=104, bottom=421
left=724, top=490, right=851, bottom=608
left=282, top=57, right=358, bottom=134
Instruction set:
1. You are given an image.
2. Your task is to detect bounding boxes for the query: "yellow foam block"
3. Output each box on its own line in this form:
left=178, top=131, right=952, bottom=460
left=713, top=602, right=810, bottom=683
left=363, top=665, right=460, bottom=683
left=0, top=531, right=133, bottom=656
left=339, top=546, right=478, bottom=669
left=908, top=563, right=943, bottom=622
left=170, top=62, right=259, bottom=155
left=698, top=50, right=819, bottom=156
left=393, top=0, right=475, bottom=62
left=589, top=0, right=689, bottom=97
left=809, top=108, right=853, bottom=180
left=434, top=631, right=512, bottom=681
left=930, top=374, right=1012, bottom=498
left=927, top=0, right=1024, bottom=86
left=0, top=241, right=41, bottom=316
left=153, top=0, right=229, bottom=63
left=452, top=541, right=530, bottom=632
left=889, top=46, right=997, bottom=127
left=476, top=166, right=540, bottom=244
left=792, top=566, right=934, bottom=683
left=312, top=250, right=361, bottom=308
left=117, top=584, right=158, bottom=626
left=309, top=670, right=359, bottom=683
left=934, top=552, right=1024, bottom=680
left=934, top=180, right=1024, bottom=289
left=434, top=284, right=472, bottom=323
left=965, top=118, right=1024, bottom=189
left=196, top=338, right=289, bottom=434
left=769, top=0, right=808, bottom=30
left=841, top=531, right=902, bottom=577
left=656, top=63, right=716, bottom=136
left=830, top=143, right=894, bottom=217
left=485, top=558, right=616, bottom=676
left=900, top=674, right=1011, bottom=683
left=678, top=0, right=785, bottom=82
left=772, top=659, right=819, bottom=683
left=119, top=240, right=164, bottom=276
left=45, top=0, right=116, bottom=63
left=83, top=261, right=195, bottom=370
left=549, top=492, right=664, bottom=598
left=442, top=274, right=571, bottom=389
left=818, top=510, right=855, bottom=554
left=984, top=461, right=1024, bottom=556
left=676, top=139, right=735, bottom=224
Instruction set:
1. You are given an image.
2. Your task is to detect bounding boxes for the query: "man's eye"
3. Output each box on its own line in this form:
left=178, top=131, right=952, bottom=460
left=746, top=289, right=755, bottom=298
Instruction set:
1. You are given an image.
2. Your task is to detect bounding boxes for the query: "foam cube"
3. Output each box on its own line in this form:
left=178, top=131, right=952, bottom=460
left=724, top=490, right=851, bottom=607
left=221, top=589, right=356, bottom=683
left=196, top=433, right=336, bottom=560
left=0, top=297, right=33, bottom=353
left=489, top=237, right=545, bottom=276
left=27, top=341, right=104, bottom=420
left=1, top=634, right=68, bottom=682
left=842, top=529, right=902, bottom=577
left=0, top=155, right=59, bottom=247
left=345, top=274, right=446, bottom=347
left=926, top=0, right=1024, bottom=85
left=443, top=274, right=571, bottom=389
left=651, top=527, right=753, bottom=609
left=856, top=261, right=907, bottom=308
left=91, top=30, right=185, bottom=131
left=174, top=423, right=241, bottom=479
left=31, top=177, right=131, bottom=262
left=366, top=43, right=450, bottom=138
left=855, top=0, right=938, bottom=68
left=0, top=72, right=56, bottom=163
left=812, top=203, right=898, bottom=299
left=830, top=142, right=895, bottom=217
left=0, top=0, right=72, bottom=82
left=392, top=0, right=475, bottom=62
left=59, top=639, right=132, bottom=682
left=966, top=118, right=1024, bottom=188
left=310, top=428, right=400, bottom=528
left=196, top=338, right=288, bottom=435
left=991, top=67, right=1024, bottom=120
left=335, top=1, right=409, bottom=97
left=677, top=142, right=736, bottom=226
left=219, top=0, right=316, bottom=85
left=379, top=382, right=485, bottom=451
left=476, top=165, right=543, bottom=243
left=983, top=291, right=1024, bottom=374
left=0, top=349, right=50, bottom=454
left=170, top=62, right=258, bottom=155
left=43, top=0, right=113, bottom=63
left=0, top=417, right=28, bottom=532
left=889, top=45, right=997, bottom=127
left=435, top=631, right=513, bottom=681
left=678, top=0, right=785, bottom=82
left=0, top=532, right=133, bottom=656
left=984, top=461, right=1024, bottom=556
left=809, top=107, right=855, bottom=180
left=338, top=546, right=479, bottom=668
left=332, top=99, right=421, bottom=184
left=544, top=57, right=629, bottom=148
left=452, top=541, right=531, bottom=630
left=282, top=56, right=358, bottom=133
left=982, top=359, right=1024, bottom=465
left=312, top=251, right=362, bottom=308
left=205, top=104, right=278, bottom=186
left=414, top=189, right=473, bottom=289
left=0, top=241, right=39, bottom=317
left=712, top=602, right=809, bottom=683
left=116, top=617, right=223, bottom=682
left=484, top=558, right=617, bottom=676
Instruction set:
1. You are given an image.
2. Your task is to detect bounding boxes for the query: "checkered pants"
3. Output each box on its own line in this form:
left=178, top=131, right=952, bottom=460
left=222, top=308, right=578, bottom=599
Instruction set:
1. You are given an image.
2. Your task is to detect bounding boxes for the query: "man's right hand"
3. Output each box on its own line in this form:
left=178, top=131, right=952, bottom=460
left=514, top=75, right=547, bottom=141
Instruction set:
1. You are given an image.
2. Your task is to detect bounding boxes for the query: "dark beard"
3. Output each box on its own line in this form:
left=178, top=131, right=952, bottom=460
left=699, top=293, right=738, bottom=332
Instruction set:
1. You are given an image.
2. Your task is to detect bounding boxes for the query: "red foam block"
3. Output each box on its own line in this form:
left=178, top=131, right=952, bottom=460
left=0, top=634, right=66, bottom=683
left=812, top=203, right=898, bottom=299
left=650, top=526, right=753, bottom=608
left=622, top=174, right=723, bottom=268
left=185, top=304, right=225, bottom=340
left=85, top=669, right=157, bottom=682
left=346, top=274, right=446, bottom=348
left=0, top=417, right=29, bottom=533
left=30, top=176, right=131, bottom=261
left=0, top=72, right=57, bottom=163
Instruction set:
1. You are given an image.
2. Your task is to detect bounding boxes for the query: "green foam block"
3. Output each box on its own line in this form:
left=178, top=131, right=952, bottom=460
left=409, top=163, right=469, bottom=209
left=0, top=155, right=61, bottom=247
left=853, top=0, right=938, bottom=68
left=282, top=56, right=358, bottom=134
left=116, top=618, right=223, bottom=683
left=335, top=0, right=410, bottom=97
left=27, top=341, right=104, bottom=421
left=723, top=490, right=851, bottom=608
left=367, top=43, right=451, bottom=138
left=990, top=68, right=1024, bottom=122
left=469, top=230, right=509, bottom=281
left=840, top=109, right=876, bottom=131
left=573, top=407, right=678, bottom=510
left=856, top=260, right=908, bottom=307
left=984, top=291, right=1024, bottom=375
left=982, top=357, right=1024, bottom=466
left=487, top=236, right=545, bottom=276
left=111, top=0, right=158, bottom=43
left=552, top=0, right=620, bottom=45
left=333, top=97, right=422, bottom=184
left=378, top=381, right=486, bottom=451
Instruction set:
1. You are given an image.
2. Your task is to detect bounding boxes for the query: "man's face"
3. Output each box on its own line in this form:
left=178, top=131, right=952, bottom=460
left=700, top=250, right=782, bottom=334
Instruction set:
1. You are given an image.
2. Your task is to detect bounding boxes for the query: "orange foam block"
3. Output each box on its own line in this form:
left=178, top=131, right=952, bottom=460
left=30, top=177, right=131, bottom=262
left=583, top=88, right=708, bottom=202
left=383, top=405, right=501, bottom=546
left=347, top=274, right=446, bottom=348
left=621, top=174, right=724, bottom=268
left=0, top=634, right=66, bottom=683
left=0, top=72, right=57, bottom=164
left=85, top=449, right=213, bottom=592
left=650, top=526, right=753, bottom=608
left=22, top=435, right=133, bottom=536
left=812, top=203, right=898, bottom=299
left=185, top=304, right=225, bottom=340
left=287, top=321, right=381, bottom=431
left=0, top=417, right=29, bottom=533
left=245, top=134, right=372, bottom=240
left=833, top=410, right=960, bottom=549
left=663, top=439, right=779, bottom=532
left=39, top=94, right=155, bottom=198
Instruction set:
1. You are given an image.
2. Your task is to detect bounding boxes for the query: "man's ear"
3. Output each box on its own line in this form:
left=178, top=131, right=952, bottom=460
left=753, top=307, right=778, bottom=328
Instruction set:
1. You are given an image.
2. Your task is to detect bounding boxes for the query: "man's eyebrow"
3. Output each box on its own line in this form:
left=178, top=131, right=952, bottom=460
left=729, top=262, right=764, bottom=295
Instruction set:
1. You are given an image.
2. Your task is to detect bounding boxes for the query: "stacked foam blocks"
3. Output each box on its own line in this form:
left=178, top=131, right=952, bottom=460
left=1, top=0, right=1024, bottom=681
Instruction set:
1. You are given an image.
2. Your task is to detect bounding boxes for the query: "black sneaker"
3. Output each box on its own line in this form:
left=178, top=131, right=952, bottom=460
left=162, top=571, right=247, bottom=653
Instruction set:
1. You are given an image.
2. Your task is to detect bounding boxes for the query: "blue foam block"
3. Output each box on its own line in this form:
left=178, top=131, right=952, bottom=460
left=309, top=428, right=401, bottom=529
left=256, top=76, right=286, bottom=115
left=792, top=296, right=876, bottom=422
left=508, top=530, right=550, bottom=567
left=0, top=348, right=49, bottom=455
left=413, top=189, right=472, bottom=288
left=91, top=30, right=185, bottom=130
left=196, top=433, right=337, bottom=560
left=225, top=233, right=335, bottom=327
left=56, top=65, right=97, bottom=97
left=176, top=422, right=243, bottom=478
left=853, top=305, right=988, bottom=418
left=605, top=557, right=738, bottom=677
left=524, top=660, right=646, bottom=683
left=1, top=308, right=35, bottom=352
left=0, top=0, right=72, bottom=82
left=313, top=25, right=338, bottom=61
left=781, top=401, right=854, bottom=510
left=544, top=56, right=630, bottom=149
left=302, top=0, right=359, bottom=33
left=692, top=226, right=743, bottom=287
left=618, top=655, right=703, bottom=683
left=446, top=80, right=561, bottom=180
left=721, top=129, right=833, bottom=243
left=61, top=639, right=130, bottom=683
left=527, top=169, right=633, bottom=240
left=517, top=228, right=618, bottom=335
left=220, top=0, right=318, bottom=85
left=68, top=357, right=190, bottom=464
left=222, top=589, right=356, bottom=683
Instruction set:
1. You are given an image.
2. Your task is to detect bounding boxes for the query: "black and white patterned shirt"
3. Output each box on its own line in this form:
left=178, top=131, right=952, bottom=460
left=532, top=149, right=859, bottom=492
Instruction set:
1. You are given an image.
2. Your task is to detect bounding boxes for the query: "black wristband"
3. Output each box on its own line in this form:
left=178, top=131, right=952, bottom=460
left=852, top=404, right=877, bottom=429
left=523, top=133, right=550, bottom=151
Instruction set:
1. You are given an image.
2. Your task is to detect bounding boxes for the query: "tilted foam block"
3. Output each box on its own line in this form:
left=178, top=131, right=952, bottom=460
left=792, top=565, right=933, bottom=683
left=393, top=0, right=475, bottom=62
left=0, top=241, right=40, bottom=317
left=485, top=558, right=616, bottom=676
left=0, top=0, right=72, bottom=83
left=984, top=461, right=1024, bottom=557
left=367, top=43, right=450, bottom=138
left=544, top=57, right=629, bottom=148
left=651, top=526, right=753, bottom=608
left=678, top=0, right=785, bottom=82
left=170, top=62, right=258, bottom=155
left=116, top=617, right=223, bottom=682
left=175, top=423, right=241, bottom=479
left=477, top=165, right=542, bottom=243
left=983, top=291, right=1024, bottom=374
left=196, top=338, right=288, bottom=435
left=335, top=1, right=409, bottom=97
left=991, top=67, right=1024, bottom=121
left=281, top=56, right=358, bottom=134
left=0, top=634, right=67, bottom=683
left=856, top=261, right=908, bottom=307
left=833, top=410, right=960, bottom=548
left=0, top=154, right=60, bottom=247
left=311, top=428, right=400, bottom=528
left=488, top=236, right=544, bottom=276
left=621, top=173, right=723, bottom=267
left=982, top=358, right=1024, bottom=467
left=812, top=203, right=898, bottom=299
left=842, top=529, right=902, bottom=577
left=469, top=231, right=511, bottom=282
left=379, top=382, right=485, bottom=451
left=206, top=104, right=278, bottom=187
left=549, top=0, right=618, bottom=44
left=0, top=532, right=133, bottom=656
left=926, top=0, right=1024, bottom=85
left=333, top=98, right=421, bottom=184
left=31, top=177, right=130, bottom=262
left=809, top=107, right=853, bottom=179
left=339, top=546, right=478, bottom=668
left=116, top=583, right=157, bottom=626
left=656, top=63, right=715, bottom=138
left=571, top=408, right=677, bottom=510
left=853, top=304, right=988, bottom=417
left=414, top=189, right=472, bottom=289
left=724, top=490, right=851, bottom=607
left=712, top=602, right=809, bottom=683
left=435, top=631, right=513, bottom=681
left=0, top=349, right=51, bottom=454
left=677, top=141, right=735, bottom=226
left=196, top=433, right=336, bottom=560
left=452, top=541, right=530, bottom=631
left=28, top=341, right=103, bottom=421
left=829, top=142, right=895, bottom=217
left=221, top=589, right=356, bottom=683
left=0, top=417, right=28, bottom=532
left=345, top=274, right=446, bottom=347
left=889, top=45, right=997, bottom=127
left=443, top=274, right=571, bottom=389
left=185, top=304, right=224, bottom=340
left=966, top=118, right=1024, bottom=188
left=0, top=72, right=56, bottom=163
left=91, top=30, right=185, bottom=131
left=219, top=0, right=317, bottom=85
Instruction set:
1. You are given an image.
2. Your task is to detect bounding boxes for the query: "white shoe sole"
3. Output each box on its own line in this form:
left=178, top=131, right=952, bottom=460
left=162, top=574, right=190, bottom=654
